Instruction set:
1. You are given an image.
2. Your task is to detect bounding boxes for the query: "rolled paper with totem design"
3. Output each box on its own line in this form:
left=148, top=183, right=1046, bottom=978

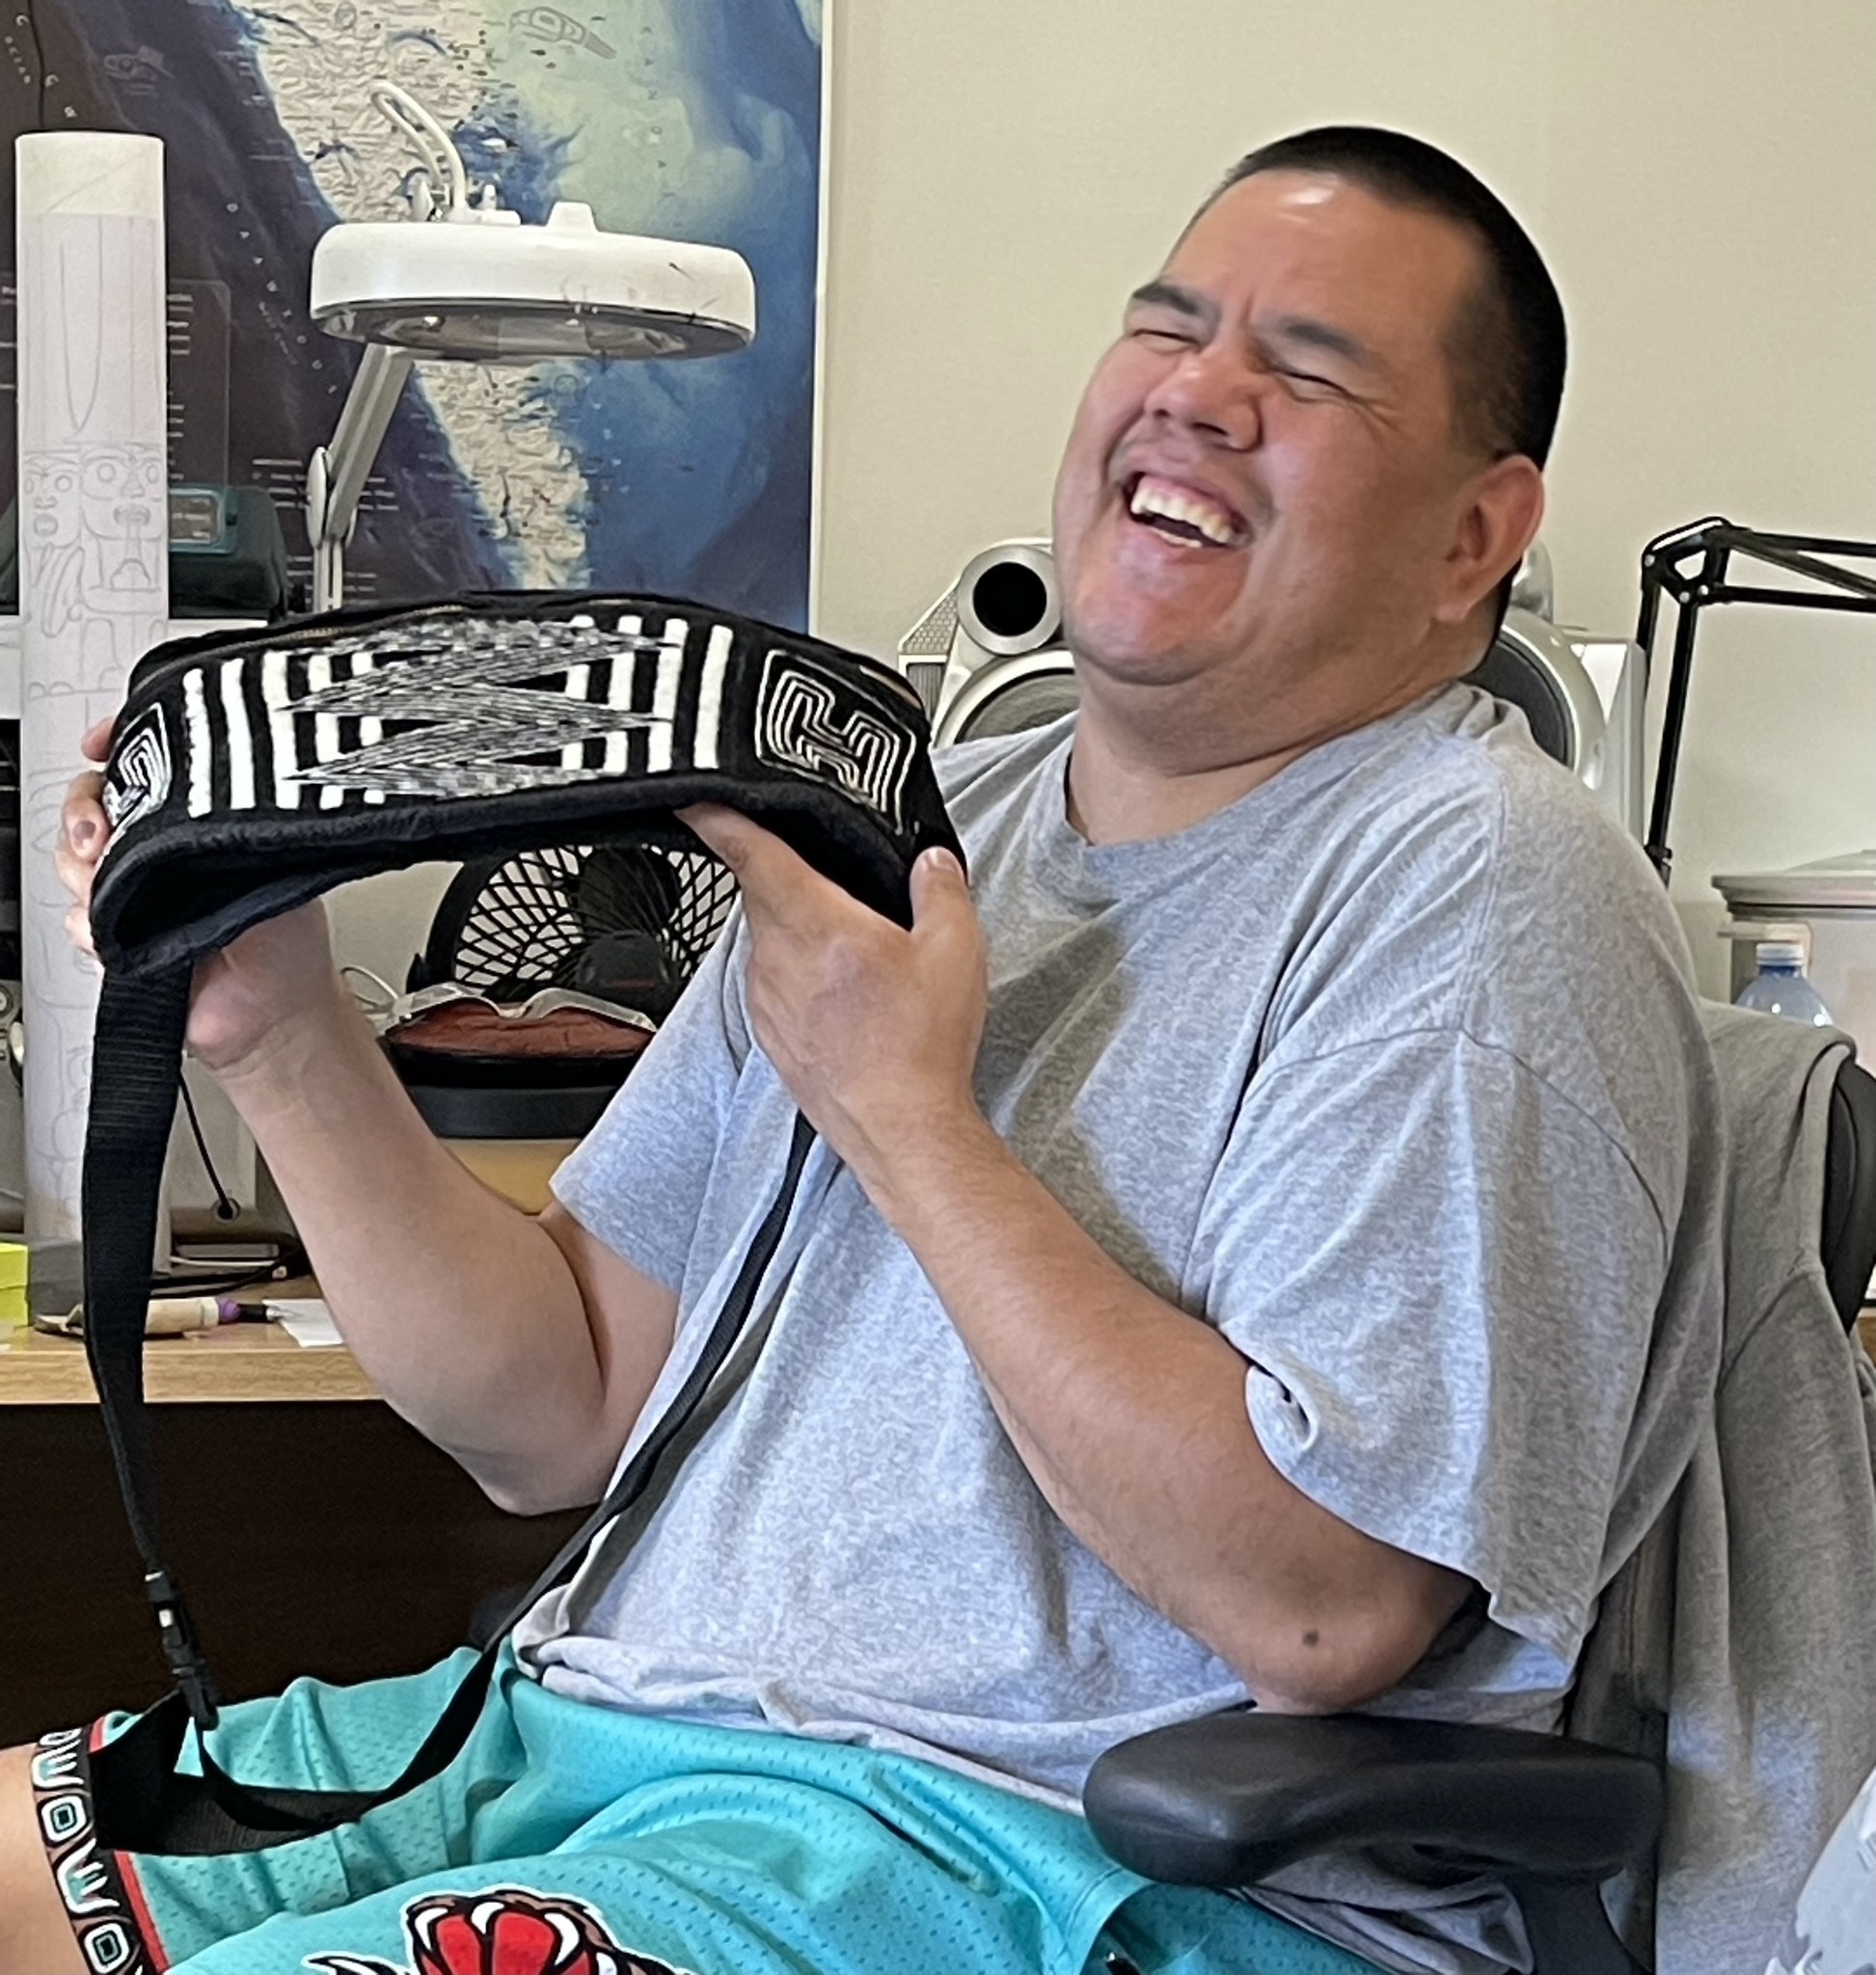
left=15, top=131, right=173, bottom=1311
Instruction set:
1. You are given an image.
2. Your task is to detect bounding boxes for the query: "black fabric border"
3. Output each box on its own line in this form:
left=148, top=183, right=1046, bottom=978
left=29, top=1724, right=163, bottom=1975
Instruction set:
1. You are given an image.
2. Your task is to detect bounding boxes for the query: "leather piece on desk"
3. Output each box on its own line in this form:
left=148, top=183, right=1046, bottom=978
left=387, top=1001, right=656, bottom=1061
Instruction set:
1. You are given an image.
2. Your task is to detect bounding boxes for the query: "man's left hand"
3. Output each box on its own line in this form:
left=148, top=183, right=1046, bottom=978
left=679, top=805, right=991, bottom=1189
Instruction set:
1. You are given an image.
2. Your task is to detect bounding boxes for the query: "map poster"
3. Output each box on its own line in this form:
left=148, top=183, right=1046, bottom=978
left=0, top=0, right=826, bottom=628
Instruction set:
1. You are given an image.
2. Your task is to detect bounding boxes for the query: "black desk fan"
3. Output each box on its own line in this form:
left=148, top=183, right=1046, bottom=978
left=413, top=836, right=737, bottom=1020
left=386, top=833, right=740, bottom=1140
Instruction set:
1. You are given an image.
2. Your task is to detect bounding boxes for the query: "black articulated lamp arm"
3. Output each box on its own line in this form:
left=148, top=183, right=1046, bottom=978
left=1640, top=518, right=1876, bottom=884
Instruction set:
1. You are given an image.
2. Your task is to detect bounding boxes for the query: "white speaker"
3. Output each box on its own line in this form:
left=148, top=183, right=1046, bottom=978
left=897, top=539, right=1646, bottom=838
left=1472, top=608, right=1647, bottom=838
left=896, top=540, right=1077, bottom=746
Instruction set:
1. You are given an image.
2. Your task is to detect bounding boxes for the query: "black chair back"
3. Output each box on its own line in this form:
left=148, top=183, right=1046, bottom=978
left=1824, top=1059, right=1876, bottom=1330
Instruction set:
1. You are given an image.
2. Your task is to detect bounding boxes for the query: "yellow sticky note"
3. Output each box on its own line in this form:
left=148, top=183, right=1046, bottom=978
left=0, top=1241, right=28, bottom=1327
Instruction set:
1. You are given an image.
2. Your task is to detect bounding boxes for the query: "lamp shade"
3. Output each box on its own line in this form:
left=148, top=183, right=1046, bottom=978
left=310, top=201, right=755, bottom=363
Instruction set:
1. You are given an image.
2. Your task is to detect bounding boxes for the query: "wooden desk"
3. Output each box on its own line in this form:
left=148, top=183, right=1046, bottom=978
left=8, top=1310, right=1874, bottom=1749
left=9, top=1307, right=1871, bottom=1406
left=0, top=1318, right=378, bottom=1405
left=0, top=1318, right=585, bottom=1745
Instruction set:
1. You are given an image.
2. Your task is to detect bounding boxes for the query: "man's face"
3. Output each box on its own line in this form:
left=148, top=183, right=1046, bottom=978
left=1051, top=171, right=1511, bottom=750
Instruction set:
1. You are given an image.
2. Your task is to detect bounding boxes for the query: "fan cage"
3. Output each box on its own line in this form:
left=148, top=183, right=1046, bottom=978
left=418, top=839, right=737, bottom=1021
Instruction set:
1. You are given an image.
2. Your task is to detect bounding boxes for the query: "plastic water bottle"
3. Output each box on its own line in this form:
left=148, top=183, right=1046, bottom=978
left=1734, top=938, right=1835, bottom=1027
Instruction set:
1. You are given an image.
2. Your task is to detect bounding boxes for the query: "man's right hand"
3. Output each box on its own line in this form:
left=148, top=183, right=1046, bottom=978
left=55, top=716, right=350, bottom=1077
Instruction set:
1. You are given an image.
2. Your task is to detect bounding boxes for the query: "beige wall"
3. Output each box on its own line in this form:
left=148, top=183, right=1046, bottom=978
left=812, top=0, right=1876, bottom=997
left=337, top=0, right=1876, bottom=1002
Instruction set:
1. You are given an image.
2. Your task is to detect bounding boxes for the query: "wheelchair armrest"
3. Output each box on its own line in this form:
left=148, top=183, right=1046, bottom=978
left=1082, top=1711, right=1663, bottom=1888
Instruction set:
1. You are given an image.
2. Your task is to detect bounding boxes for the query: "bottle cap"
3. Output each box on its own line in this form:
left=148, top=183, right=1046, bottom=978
left=1755, top=938, right=1808, bottom=969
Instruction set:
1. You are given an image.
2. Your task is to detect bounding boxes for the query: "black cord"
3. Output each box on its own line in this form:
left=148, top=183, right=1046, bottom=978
left=17, top=0, right=47, bottom=131
left=178, top=1075, right=240, bottom=1221
left=148, top=1258, right=304, bottom=1298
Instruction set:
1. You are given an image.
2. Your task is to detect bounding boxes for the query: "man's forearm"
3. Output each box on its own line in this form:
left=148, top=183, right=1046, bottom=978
left=863, top=1114, right=1465, bottom=1711
left=671, top=811, right=1466, bottom=1704
left=217, top=997, right=621, bottom=1508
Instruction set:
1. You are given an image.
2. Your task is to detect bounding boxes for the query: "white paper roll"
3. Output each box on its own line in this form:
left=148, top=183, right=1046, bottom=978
left=15, top=133, right=170, bottom=1299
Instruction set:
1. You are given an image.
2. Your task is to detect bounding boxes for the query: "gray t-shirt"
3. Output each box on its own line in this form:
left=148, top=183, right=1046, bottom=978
left=521, top=683, right=1722, bottom=1969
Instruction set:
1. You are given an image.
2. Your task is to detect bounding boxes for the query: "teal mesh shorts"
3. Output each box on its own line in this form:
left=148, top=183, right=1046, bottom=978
left=32, top=1648, right=1379, bottom=1975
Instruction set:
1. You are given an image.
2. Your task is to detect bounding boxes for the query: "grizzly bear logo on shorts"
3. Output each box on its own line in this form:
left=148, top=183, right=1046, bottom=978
left=306, top=1885, right=693, bottom=1975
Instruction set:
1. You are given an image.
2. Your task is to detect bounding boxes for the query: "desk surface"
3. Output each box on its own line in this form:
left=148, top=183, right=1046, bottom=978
left=0, top=1319, right=376, bottom=1404
left=6, top=1310, right=1875, bottom=1410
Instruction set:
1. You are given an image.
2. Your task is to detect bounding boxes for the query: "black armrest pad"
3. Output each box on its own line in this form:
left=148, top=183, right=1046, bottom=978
left=1083, top=1712, right=1662, bottom=1888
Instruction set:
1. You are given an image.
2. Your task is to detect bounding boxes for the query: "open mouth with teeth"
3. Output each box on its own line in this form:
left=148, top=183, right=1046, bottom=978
left=1125, top=472, right=1249, bottom=550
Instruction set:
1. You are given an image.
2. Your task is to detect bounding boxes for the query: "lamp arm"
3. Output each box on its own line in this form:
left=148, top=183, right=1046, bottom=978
left=305, top=341, right=417, bottom=613
left=1636, top=519, right=1876, bottom=885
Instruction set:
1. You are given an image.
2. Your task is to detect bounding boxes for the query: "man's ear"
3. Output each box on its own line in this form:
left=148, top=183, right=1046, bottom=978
left=1432, top=454, right=1547, bottom=627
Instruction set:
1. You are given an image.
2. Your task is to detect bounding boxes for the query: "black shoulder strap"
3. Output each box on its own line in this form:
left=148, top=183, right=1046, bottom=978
left=82, top=966, right=200, bottom=1699
left=81, top=971, right=817, bottom=1854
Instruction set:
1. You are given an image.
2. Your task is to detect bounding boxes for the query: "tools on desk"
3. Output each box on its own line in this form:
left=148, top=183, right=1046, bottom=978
left=30, top=1295, right=280, bottom=1339
left=145, top=1296, right=254, bottom=1335
left=13, top=1215, right=313, bottom=1340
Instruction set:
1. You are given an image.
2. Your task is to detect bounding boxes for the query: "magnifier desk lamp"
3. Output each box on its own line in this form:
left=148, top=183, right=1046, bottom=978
left=303, top=86, right=757, bottom=613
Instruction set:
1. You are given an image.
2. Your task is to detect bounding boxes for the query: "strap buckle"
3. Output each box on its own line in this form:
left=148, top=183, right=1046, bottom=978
left=143, top=1570, right=221, bottom=1730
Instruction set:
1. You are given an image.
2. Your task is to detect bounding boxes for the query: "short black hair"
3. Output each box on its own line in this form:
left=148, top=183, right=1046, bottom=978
left=1207, top=126, right=1566, bottom=470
